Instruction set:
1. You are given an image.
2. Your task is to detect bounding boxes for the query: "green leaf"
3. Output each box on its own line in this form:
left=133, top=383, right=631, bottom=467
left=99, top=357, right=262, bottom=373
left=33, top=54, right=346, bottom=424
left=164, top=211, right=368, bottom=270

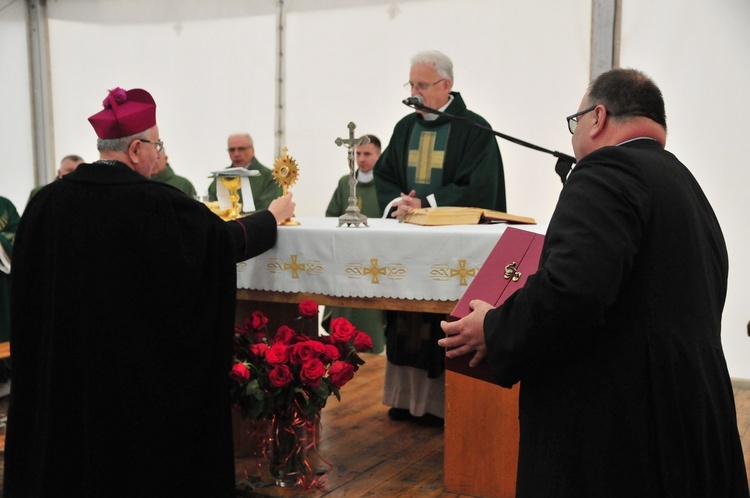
left=246, top=398, right=265, bottom=418
left=245, top=379, right=265, bottom=401
left=331, top=384, right=341, bottom=401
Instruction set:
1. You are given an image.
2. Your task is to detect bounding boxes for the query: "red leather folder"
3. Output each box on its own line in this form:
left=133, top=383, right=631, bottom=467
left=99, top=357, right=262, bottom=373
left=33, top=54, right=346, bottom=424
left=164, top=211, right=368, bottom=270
left=445, top=227, right=545, bottom=384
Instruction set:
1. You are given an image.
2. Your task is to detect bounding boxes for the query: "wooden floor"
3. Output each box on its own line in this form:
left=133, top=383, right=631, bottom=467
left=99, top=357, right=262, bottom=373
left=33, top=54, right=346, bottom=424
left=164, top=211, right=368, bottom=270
left=234, top=353, right=463, bottom=497
left=0, top=354, right=748, bottom=497
left=235, top=354, right=750, bottom=497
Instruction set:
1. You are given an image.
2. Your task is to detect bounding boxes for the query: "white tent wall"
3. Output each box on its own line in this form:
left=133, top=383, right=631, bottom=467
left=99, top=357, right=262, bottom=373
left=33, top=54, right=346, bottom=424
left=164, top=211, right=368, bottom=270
left=619, top=0, right=750, bottom=383
left=46, top=13, right=278, bottom=200
left=284, top=0, right=589, bottom=223
left=0, top=0, right=35, bottom=212
left=1, top=0, right=749, bottom=381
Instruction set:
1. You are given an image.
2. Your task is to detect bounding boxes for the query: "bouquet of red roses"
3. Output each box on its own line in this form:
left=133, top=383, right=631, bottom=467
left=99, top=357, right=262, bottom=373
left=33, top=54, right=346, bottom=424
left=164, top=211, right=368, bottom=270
left=229, top=299, right=373, bottom=420
left=230, top=300, right=373, bottom=489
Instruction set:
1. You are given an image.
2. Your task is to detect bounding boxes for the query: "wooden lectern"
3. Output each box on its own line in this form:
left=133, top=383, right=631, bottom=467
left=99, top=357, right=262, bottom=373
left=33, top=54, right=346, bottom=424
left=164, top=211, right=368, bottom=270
left=444, top=227, right=545, bottom=498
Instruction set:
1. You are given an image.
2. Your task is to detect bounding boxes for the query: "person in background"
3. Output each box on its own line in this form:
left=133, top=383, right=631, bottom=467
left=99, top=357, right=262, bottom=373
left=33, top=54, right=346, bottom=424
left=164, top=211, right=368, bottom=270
left=0, top=196, right=19, bottom=385
left=440, top=68, right=749, bottom=497
left=323, top=134, right=386, bottom=354
left=27, top=154, right=84, bottom=203
left=150, top=145, right=196, bottom=196
left=207, top=133, right=282, bottom=212
left=4, top=86, right=294, bottom=497
left=374, top=50, right=506, bottom=427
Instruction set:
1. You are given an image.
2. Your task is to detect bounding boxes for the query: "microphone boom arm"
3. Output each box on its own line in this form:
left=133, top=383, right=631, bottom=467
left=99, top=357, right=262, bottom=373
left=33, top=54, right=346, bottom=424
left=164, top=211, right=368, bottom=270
left=404, top=100, right=576, bottom=184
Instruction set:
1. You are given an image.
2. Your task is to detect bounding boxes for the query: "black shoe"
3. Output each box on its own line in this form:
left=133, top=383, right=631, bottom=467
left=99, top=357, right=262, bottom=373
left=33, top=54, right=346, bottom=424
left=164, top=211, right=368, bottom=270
left=387, top=408, right=414, bottom=421
left=415, top=413, right=444, bottom=428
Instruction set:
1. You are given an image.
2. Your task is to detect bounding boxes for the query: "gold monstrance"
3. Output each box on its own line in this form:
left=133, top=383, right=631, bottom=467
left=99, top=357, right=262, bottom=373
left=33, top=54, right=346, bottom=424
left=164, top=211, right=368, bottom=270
left=273, top=147, right=300, bottom=226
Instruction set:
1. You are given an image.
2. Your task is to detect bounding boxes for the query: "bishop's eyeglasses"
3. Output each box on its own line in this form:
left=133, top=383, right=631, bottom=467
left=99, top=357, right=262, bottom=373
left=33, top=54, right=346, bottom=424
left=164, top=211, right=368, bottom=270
left=140, top=139, right=164, bottom=152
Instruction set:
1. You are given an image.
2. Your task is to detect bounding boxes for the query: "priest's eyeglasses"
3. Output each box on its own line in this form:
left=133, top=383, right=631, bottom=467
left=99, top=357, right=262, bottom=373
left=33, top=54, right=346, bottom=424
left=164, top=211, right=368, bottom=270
left=566, top=106, right=597, bottom=134
left=140, top=139, right=164, bottom=152
left=404, top=78, right=445, bottom=91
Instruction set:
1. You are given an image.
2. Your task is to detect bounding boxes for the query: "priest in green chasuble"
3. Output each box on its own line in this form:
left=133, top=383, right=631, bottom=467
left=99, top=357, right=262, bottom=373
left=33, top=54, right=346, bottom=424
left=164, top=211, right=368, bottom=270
left=374, top=50, right=506, bottom=426
left=0, top=196, right=19, bottom=346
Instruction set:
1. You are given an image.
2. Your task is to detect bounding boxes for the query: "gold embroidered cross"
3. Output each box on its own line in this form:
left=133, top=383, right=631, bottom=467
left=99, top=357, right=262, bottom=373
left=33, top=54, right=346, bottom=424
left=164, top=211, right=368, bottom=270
left=283, top=254, right=306, bottom=279
left=408, top=131, right=444, bottom=184
left=450, top=259, right=476, bottom=286
left=363, top=258, right=387, bottom=284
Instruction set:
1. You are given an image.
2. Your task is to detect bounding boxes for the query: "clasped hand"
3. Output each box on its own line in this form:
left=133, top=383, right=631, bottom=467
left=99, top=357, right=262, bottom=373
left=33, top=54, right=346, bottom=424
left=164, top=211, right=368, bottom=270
left=390, top=190, right=421, bottom=219
left=439, top=299, right=494, bottom=368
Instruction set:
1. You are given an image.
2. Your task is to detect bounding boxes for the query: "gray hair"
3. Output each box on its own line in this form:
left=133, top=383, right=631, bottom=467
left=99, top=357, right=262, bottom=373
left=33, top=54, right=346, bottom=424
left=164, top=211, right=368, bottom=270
left=61, top=154, right=84, bottom=164
left=228, top=133, right=254, bottom=148
left=411, top=50, right=453, bottom=82
left=97, top=129, right=150, bottom=153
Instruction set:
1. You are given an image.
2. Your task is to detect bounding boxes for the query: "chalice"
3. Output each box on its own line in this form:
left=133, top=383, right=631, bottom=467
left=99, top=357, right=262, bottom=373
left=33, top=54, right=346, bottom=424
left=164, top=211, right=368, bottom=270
left=218, top=176, right=242, bottom=220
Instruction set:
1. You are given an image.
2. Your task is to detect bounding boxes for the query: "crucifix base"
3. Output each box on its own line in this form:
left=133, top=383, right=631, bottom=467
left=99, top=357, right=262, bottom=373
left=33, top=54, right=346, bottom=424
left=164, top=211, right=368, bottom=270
left=338, top=207, right=368, bottom=228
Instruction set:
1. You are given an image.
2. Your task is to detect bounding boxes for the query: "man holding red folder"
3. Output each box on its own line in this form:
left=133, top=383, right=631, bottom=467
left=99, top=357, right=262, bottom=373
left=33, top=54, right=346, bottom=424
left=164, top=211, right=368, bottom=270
left=440, top=69, right=748, bottom=497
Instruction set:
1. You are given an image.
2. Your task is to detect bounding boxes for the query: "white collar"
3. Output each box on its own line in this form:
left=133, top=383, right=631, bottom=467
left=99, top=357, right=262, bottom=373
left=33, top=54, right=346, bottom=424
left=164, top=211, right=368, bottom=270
left=357, top=170, right=374, bottom=183
left=617, top=137, right=659, bottom=146
left=423, top=94, right=454, bottom=121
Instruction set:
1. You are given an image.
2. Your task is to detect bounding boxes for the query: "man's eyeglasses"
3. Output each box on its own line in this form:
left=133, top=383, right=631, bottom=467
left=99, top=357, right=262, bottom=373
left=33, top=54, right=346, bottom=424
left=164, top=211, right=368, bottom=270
left=228, top=146, right=251, bottom=153
left=140, top=139, right=164, bottom=152
left=566, top=106, right=597, bottom=134
left=403, top=78, right=445, bottom=92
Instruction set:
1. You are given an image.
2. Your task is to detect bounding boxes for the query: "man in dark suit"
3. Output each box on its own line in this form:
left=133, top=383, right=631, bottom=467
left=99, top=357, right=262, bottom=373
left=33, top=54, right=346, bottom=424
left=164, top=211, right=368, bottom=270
left=440, top=68, right=749, bottom=497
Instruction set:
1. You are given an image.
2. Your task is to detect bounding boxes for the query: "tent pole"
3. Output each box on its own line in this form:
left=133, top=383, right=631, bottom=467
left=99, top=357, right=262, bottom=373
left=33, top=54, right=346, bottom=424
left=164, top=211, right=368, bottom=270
left=590, top=0, right=621, bottom=80
left=26, top=0, right=55, bottom=186
left=274, top=0, right=286, bottom=159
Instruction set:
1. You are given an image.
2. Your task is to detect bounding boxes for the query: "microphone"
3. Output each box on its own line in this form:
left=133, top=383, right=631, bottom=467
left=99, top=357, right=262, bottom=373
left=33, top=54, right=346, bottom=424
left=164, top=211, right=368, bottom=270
left=402, top=95, right=424, bottom=106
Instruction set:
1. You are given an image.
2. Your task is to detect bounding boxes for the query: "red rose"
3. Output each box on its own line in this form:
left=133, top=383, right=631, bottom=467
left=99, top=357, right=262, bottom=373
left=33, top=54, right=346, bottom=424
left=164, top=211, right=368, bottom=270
left=234, top=326, right=247, bottom=336
left=353, top=331, right=373, bottom=352
left=268, top=364, right=294, bottom=387
left=250, top=343, right=268, bottom=358
left=273, top=325, right=296, bottom=345
left=328, top=361, right=355, bottom=388
left=330, top=317, right=357, bottom=344
left=229, top=362, right=250, bottom=383
left=291, top=340, right=325, bottom=365
left=265, top=343, right=289, bottom=365
left=299, top=358, right=327, bottom=387
left=246, top=311, right=268, bottom=332
left=322, top=344, right=340, bottom=362
left=298, top=300, right=319, bottom=318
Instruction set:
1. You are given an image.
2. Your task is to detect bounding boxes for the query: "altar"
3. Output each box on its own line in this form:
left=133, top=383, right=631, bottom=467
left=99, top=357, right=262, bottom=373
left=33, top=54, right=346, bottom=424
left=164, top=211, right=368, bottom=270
left=235, top=216, right=546, bottom=497
left=236, top=217, right=544, bottom=308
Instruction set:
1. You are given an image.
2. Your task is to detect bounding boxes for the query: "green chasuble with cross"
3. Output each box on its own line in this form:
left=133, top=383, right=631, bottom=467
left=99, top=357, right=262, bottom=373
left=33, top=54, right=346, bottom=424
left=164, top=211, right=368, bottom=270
left=375, top=91, right=505, bottom=215
left=374, top=92, right=506, bottom=378
left=407, top=122, right=449, bottom=200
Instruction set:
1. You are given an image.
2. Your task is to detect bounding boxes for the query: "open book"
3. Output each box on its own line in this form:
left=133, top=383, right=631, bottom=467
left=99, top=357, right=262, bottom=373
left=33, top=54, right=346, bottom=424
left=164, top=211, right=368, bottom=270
left=402, top=207, right=535, bottom=226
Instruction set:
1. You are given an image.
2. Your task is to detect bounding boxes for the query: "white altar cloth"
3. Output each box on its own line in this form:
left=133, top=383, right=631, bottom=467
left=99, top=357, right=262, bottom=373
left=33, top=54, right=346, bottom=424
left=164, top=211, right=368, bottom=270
left=237, top=217, right=546, bottom=302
